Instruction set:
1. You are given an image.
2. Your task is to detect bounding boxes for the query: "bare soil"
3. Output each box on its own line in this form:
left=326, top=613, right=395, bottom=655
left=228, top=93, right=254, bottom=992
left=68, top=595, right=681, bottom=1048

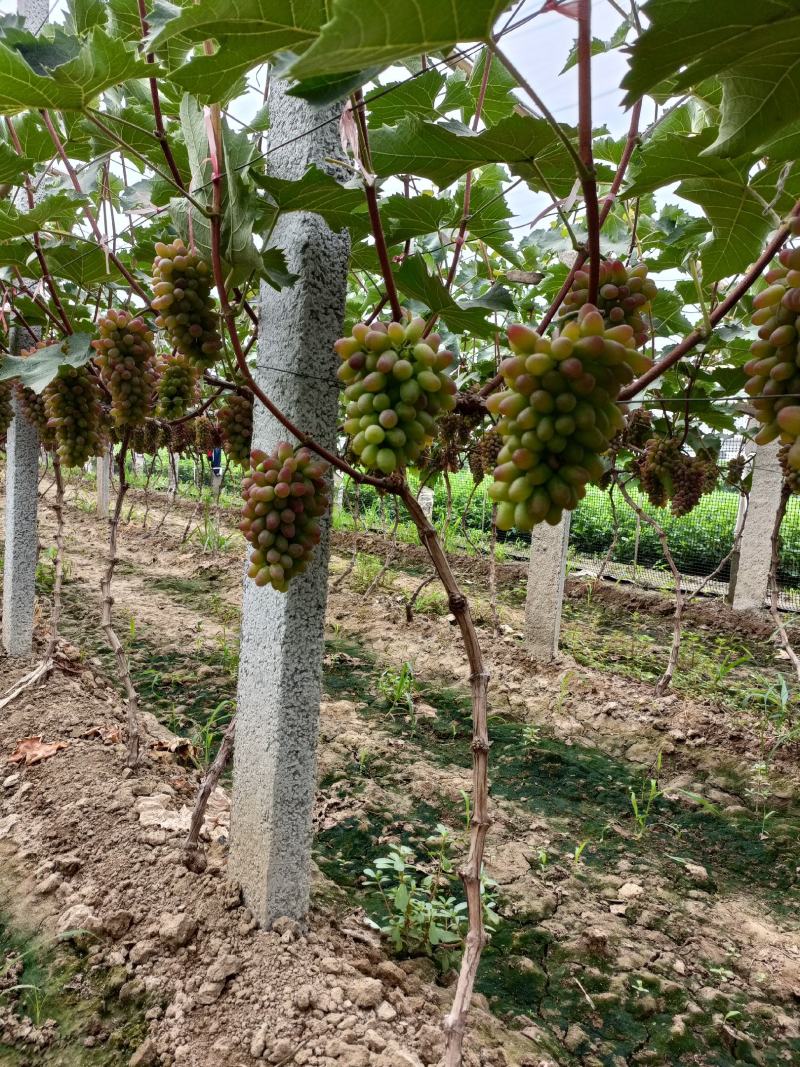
left=1, top=475, right=799, bottom=1067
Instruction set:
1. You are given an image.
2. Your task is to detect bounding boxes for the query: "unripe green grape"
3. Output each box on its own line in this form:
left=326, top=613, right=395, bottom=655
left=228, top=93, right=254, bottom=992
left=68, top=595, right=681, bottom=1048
left=335, top=314, right=457, bottom=474
left=218, top=392, right=253, bottom=467
left=488, top=305, right=648, bottom=531
left=151, top=239, right=223, bottom=371
left=44, top=365, right=105, bottom=468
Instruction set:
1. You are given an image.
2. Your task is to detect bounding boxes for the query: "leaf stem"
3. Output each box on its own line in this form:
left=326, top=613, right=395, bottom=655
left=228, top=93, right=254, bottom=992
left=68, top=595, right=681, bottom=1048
left=351, top=90, right=403, bottom=321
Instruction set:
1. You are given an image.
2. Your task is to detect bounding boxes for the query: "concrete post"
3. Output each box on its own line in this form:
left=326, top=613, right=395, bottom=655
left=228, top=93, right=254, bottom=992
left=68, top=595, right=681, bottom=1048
left=96, top=447, right=111, bottom=519
left=524, top=513, right=571, bottom=661
left=418, top=485, right=435, bottom=522
left=333, top=471, right=345, bottom=511
left=2, top=389, right=39, bottom=658
left=1, top=3, right=52, bottom=657
left=167, top=452, right=178, bottom=499
left=731, top=441, right=783, bottom=611
left=229, top=81, right=350, bottom=926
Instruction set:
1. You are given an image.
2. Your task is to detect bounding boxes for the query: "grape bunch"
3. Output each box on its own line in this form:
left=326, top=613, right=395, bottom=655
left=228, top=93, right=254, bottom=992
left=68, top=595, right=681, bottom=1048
left=157, top=353, right=198, bottom=420
left=0, top=381, right=13, bottom=442
left=487, top=305, right=651, bottom=530
left=44, top=365, right=105, bottom=468
left=150, top=239, right=223, bottom=371
left=778, top=444, right=800, bottom=494
left=335, top=316, right=457, bottom=473
left=14, top=340, right=58, bottom=449
left=562, top=260, right=658, bottom=346
left=92, top=309, right=157, bottom=428
left=633, top=437, right=716, bottom=516
left=240, top=443, right=330, bottom=591
left=469, top=429, right=502, bottom=484
left=618, top=407, right=653, bottom=449
left=743, top=250, right=800, bottom=471
left=194, top=415, right=220, bottom=452
left=218, top=393, right=253, bottom=467
left=130, top=418, right=166, bottom=456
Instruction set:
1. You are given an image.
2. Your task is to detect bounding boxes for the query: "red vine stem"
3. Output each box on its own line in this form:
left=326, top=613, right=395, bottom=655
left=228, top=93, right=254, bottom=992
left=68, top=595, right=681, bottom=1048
left=577, top=0, right=600, bottom=304
left=619, top=200, right=800, bottom=399
left=351, top=90, right=403, bottom=321
left=39, top=110, right=149, bottom=302
left=4, top=117, right=72, bottom=335
left=475, top=99, right=643, bottom=401
left=136, top=0, right=187, bottom=189
left=424, top=46, right=494, bottom=336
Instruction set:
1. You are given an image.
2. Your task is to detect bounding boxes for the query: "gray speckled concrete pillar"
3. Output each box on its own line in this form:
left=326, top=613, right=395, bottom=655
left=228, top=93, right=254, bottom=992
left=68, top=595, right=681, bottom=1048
left=3, top=386, right=39, bottom=658
left=731, top=441, right=783, bottom=611
left=418, top=485, right=435, bottom=522
left=2, top=2, right=48, bottom=658
left=524, top=513, right=571, bottom=661
left=229, top=81, right=350, bottom=926
left=96, top=448, right=111, bottom=519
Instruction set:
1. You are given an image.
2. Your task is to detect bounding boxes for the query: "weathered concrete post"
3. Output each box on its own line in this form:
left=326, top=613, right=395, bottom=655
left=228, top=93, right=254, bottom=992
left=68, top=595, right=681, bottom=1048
left=229, top=82, right=350, bottom=926
left=2, top=0, right=48, bottom=658
left=731, top=440, right=783, bottom=611
left=2, top=384, right=39, bottom=658
left=418, top=485, right=435, bottom=522
left=96, top=447, right=111, bottom=519
left=525, top=513, right=571, bottom=661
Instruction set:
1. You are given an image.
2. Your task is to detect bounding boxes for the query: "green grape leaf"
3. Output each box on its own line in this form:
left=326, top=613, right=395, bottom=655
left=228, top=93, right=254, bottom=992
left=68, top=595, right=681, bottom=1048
left=65, top=0, right=108, bottom=36
left=370, top=114, right=576, bottom=193
left=148, top=0, right=324, bottom=101
left=0, top=28, right=157, bottom=113
left=0, top=142, right=31, bottom=185
left=623, top=0, right=800, bottom=158
left=466, top=52, right=518, bottom=126
left=366, top=68, right=444, bottom=128
left=0, top=192, right=84, bottom=242
left=561, top=20, right=630, bottom=75
left=623, top=129, right=747, bottom=200
left=677, top=177, right=772, bottom=284
left=255, top=166, right=370, bottom=237
left=394, top=254, right=494, bottom=335
left=0, top=333, right=94, bottom=393
left=289, top=0, right=512, bottom=79
left=380, top=193, right=455, bottom=243
left=286, top=68, right=383, bottom=109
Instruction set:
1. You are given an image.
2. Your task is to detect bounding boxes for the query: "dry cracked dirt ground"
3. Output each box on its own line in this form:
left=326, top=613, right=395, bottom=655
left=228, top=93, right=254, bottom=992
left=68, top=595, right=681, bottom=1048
left=0, top=475, right=799, bottom=1067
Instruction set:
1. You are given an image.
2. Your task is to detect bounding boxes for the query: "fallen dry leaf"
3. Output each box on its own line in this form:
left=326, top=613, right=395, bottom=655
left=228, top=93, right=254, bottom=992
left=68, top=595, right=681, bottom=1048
left=8, top=736, right=69, bottom=766
left=80, top=725, right=122, bottom=744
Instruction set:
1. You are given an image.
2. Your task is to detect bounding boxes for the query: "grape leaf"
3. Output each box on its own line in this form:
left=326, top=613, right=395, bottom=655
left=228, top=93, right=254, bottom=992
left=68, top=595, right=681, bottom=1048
left=466, top=52, right=518, bottom=126
left=148, top=0, right=325, bottom=101
left=677, top=177, right=772, bottom=283
left=0, top=142, right=31, bottom=184
left=623, top=129, right=748, bottom=200
left=289, top=0, right=512, bottom=79
left=255, top=166, right=370, bottom=237
left=623, top=0, right=800, bottom=158
left=0, top=333, right=94, bottom=393
left=366, top=69, right=444, bottom=128
left=370, top=114, right=575, bottom=192
left=381, top=193, right=455, bottom=243
left=394, top=254, right=494, bottom=335
left=0, top=193, right=83, bottom=242
left=0, top=28, right=156, bottom=113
